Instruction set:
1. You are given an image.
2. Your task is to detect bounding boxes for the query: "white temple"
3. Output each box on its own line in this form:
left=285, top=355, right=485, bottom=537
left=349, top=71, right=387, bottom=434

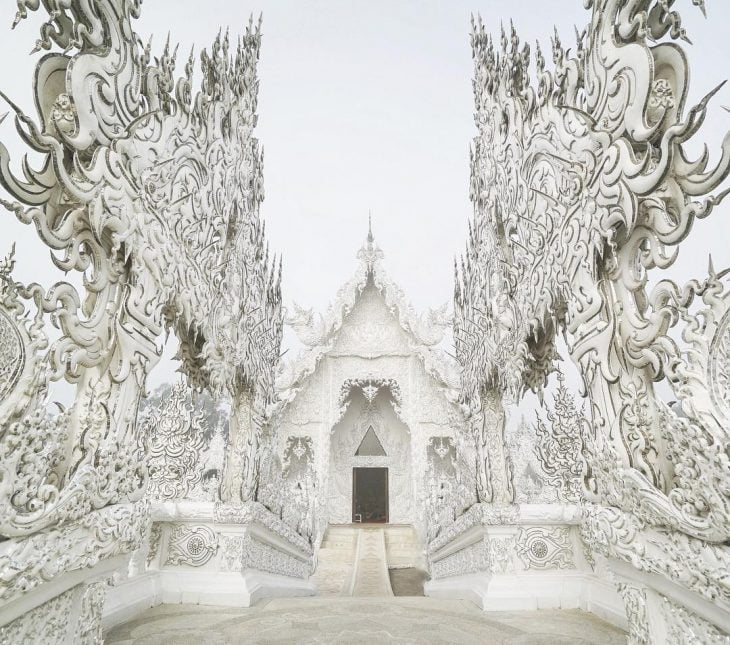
left=0, top=1, right=729, bottom=643
left=270, top=221, right=470, bottom=539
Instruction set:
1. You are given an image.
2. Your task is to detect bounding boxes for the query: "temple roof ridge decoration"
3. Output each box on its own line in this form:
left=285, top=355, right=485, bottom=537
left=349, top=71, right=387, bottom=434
left=275, top=216, right=459, bottom=410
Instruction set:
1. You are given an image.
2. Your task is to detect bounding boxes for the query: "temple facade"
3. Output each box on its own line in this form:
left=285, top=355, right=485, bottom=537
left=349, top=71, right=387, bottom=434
left=266, top=224, right=475, bottom=544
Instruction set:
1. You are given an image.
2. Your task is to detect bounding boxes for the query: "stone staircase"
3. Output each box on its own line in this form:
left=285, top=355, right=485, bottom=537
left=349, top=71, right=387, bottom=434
left=313, top=524, right=426, bottom=597
left=384, top=525, right=426, bottom=571
left=311, top=525, right=359, bottom=595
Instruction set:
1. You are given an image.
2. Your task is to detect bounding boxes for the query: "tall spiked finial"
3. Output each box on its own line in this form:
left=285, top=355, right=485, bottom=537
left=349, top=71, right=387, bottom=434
left=357, top=209, right=384, bottom=268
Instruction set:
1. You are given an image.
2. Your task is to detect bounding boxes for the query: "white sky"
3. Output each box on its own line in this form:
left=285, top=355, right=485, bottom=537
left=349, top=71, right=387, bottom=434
left=1, top=1, right=729, bottom=394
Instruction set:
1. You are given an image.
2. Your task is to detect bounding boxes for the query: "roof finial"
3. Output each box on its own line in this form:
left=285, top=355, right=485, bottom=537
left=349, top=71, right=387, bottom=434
left=357, top=210, right=383, bottom=267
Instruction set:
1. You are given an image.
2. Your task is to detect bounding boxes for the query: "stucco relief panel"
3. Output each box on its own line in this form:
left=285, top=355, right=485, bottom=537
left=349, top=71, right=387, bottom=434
left=330, top=284, right=412, bottom=356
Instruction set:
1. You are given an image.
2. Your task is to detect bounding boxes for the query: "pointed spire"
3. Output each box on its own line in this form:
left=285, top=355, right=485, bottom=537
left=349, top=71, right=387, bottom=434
left=356, top=209, right=384, bottom=268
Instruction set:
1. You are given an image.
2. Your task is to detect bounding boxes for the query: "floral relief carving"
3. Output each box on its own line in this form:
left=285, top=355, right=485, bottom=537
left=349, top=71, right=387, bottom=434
left=505, top=416, right=558, bottom=505
left=431, top=539, right=489, bottom=580
left=658, top=593, right=730, bottom=645
left=213, top=502, right=313, bottom=556
left=220, top=535, right=245, bottom=572
left=516, top=527, right=574, bottom=571
left=0, top=501, right=148, bottom=606
left=142, top=383, right=208, bottom=500
left=141, top=383, right=228, bottom=502
left=533, top=370, right=587, bottom=504
left=0, top=584, right=78, bottom=644
left=489, top=536, right=516, bottom=574
left=617, top=582, right=650, bottom=645
left=239, top=535, right=310, bottom=579
left=165, top=524, right=219, bottom=567
left=146, top=523, right=163, bottom=567
left=338, top=378, right=403, bottom=421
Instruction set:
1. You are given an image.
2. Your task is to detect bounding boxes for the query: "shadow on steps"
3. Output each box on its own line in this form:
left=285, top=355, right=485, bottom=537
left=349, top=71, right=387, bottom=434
left=388, top=567, right=429, bottom=596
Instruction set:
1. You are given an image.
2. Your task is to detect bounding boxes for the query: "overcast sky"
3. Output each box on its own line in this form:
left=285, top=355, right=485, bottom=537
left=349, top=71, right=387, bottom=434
left=1, top=1, right=729, bottom=393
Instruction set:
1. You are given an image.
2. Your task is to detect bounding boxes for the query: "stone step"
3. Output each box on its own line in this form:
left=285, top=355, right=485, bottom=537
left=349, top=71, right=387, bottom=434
left=314, top=524, right=425, bottom=598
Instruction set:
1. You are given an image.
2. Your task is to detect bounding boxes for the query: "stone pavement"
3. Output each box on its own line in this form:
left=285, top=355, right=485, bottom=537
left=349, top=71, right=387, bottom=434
left=105, top=596, right=626, bottom=644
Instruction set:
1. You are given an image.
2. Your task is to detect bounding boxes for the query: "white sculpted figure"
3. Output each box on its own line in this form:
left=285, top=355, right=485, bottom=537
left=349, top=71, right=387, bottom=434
left=453, top=1, right=730, bottom=640
left=0, top=1, right=282, bottom=639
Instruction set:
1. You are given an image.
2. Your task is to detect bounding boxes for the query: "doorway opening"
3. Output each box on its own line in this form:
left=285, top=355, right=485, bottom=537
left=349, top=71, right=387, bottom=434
left=352, top=467, right=388, bottom=523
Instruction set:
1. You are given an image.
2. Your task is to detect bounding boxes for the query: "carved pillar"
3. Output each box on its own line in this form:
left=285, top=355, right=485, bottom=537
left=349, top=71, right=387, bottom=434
left=567, top=265, right=670, bottom=506
left=473, top=388, right=513, bottom=504
left=220, top=387, right=259, bottom=503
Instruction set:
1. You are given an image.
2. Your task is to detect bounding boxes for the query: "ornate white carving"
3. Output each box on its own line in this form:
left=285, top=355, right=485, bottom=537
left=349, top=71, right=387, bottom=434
left=0, top=501, right=147, bottom=606
left=431, top=539, right=489, bottom=580
left=428, top=503, right=519, bottom=554
left=270, top=231, right=474, bottom=546
left=0, top=0, right=282, bottom=636
left=143, top=383, right=208, bottom=500
left=658, top=593, right=730, bottom=645
left=239, top=534, right=310, bottom=579
left=279, top=435, right=317, bottom=538
left=213, top=502, right=313, bottom=557
left=141, top=382, right=228, bottom=502
left=338, top=378, right=403, bottom=421
left=220, top=534, right=246, bottom=572
left=0, top=581, right=107, bottom=644
left=458, top=0, right=730, bottom=534
left=617, top=582, right=650, bottom=645
left=443, top=2, right=730, bottom=640
left=533, top=370, right=586, bottom=504
left=147, top=523, right=163, bottom=567
left=328, top=393, right=414, bottom=525
left=506, top=417, right=558, bottom=505
left=425, top=436, right=477, bottom=542
left=277, top=227, right=460, bottom=408
left=516, top=527, right=574, bottom=571
left=165, top=524, right=219, bottom=567
left=488, top=536, right=516, bottom=574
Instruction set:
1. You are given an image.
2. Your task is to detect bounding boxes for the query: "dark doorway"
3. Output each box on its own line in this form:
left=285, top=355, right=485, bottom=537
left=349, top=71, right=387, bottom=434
left=352, top=467, right=388, bottom=523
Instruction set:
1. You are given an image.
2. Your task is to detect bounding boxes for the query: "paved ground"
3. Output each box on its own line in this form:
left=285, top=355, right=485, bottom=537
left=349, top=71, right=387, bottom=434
left=105, top=597, right=627, bottom=644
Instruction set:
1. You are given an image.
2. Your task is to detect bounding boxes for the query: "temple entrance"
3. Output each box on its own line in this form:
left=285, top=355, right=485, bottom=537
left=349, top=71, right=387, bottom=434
left=352, top=467, right=388, bottom=523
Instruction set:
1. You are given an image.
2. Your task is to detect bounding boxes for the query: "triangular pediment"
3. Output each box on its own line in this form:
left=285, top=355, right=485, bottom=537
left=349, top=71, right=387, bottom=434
left=276, top=226, right=460, bottom=410
left=355, top=425, right=387, bottom=456
left=330, top=280, right=412, bottom=355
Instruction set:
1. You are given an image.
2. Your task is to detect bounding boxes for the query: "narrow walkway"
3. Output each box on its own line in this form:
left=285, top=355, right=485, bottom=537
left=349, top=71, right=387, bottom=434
left=105, top=597, right=627, bottom=644
left=351, top=527, right=393, bottom=596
